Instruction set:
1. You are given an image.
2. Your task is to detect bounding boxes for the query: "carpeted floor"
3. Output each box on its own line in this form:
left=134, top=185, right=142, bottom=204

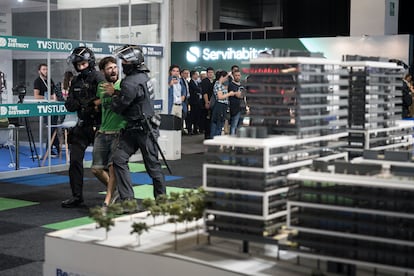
left=0, top=133, right=206, bottom=276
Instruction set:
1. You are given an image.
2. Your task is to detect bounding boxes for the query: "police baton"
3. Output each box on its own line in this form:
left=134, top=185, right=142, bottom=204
left=142, top=114, right=172, bottom=175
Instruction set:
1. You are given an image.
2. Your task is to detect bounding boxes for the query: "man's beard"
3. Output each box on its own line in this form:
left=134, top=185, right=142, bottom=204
left=105, top=73, right=118, bottom=83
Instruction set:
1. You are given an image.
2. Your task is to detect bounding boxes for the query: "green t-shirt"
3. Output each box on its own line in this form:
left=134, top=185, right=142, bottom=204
left=97, top=79, right=126, bottom=131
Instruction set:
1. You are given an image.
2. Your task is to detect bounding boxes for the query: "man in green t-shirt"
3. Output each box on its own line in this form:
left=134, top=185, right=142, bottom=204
left=91, top=56, right=126, bottom=208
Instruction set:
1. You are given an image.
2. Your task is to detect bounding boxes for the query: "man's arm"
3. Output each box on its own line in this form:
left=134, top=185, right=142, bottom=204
left=64, top=86, right=81, bottom=112
left=33, top=89, right=43, bottom=99
left=33, top=78, right=44, bottom=99
left=110, top=80, right=138, bottom=115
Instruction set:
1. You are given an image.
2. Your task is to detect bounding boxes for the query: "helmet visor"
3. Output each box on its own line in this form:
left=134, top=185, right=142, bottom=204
left=113, top=45, right=137, bottom=62
left=68, top=47, right=92, bottom=63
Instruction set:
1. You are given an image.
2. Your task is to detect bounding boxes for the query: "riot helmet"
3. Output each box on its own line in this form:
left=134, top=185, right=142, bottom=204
left=68, top=46, right=96, bottom=73
left=113, top=45, right=149, bottom=75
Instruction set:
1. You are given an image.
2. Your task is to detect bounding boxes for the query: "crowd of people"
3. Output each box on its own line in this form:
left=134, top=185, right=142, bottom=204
left=167, top=64, right=249, bottom=139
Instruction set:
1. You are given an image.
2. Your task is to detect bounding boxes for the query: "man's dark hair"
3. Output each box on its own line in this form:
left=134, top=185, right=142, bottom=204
left=231, top=64, right=239, bottom=71
left=190, top=70, right=198, bottom=78
left=99, top=56, right=117, bottom=71
left=169, top=64, right=180, bottom=73
left=38, top=63, right=47, bottom=71
left=206, top=66, right=214, bottom=72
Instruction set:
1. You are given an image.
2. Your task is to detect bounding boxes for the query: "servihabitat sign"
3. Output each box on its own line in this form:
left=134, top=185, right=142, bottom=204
left=0, top=35, right=163, bottom=57
left=0, top=102, right=73, bottom=118
left=171, top=39, right=307, bottom=72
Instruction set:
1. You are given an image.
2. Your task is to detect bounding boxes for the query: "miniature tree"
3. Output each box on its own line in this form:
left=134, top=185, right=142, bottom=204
left=142, top=197, right=155, bottom=209
left=107, top=203, right=123, bottom=216
left=130, top=222, right=149, bottom=246
left=189, top=187, right=206, bottom=244
left=180, top=190, right=195, bottom=232
left=155, top=194, right=169, bottom=223
left=89, top=206, right=115, bottom=240
left=148, top=204, right=162, bottom=226
left=168, top=200, right=185, bottom=251
left=122, top=199, right=138, bottom=221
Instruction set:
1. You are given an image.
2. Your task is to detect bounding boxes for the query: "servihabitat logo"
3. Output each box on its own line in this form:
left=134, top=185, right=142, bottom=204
left=186, top=46, right=201, bottom=63
left=185, top=46, right=269, bottom=63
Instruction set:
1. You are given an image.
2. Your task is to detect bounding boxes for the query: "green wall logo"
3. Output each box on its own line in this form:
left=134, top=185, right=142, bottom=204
left=0, top=37, right=6, bottom=47
left=0, top=106, right=7, bottom=116
left=186, top=46, right=201, bottom=62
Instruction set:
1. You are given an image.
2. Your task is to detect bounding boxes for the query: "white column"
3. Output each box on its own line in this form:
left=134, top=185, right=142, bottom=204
left=160, top=0, right=170, bottom=114
left=0, top=11, right=13, bottom=103
left=171, top=0, right=199, bottom=42
left=350, top=0, right=399, bottom=36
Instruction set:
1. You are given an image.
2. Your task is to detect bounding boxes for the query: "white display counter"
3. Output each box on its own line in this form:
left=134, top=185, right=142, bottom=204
left=43, top=213, right=240, bottom=276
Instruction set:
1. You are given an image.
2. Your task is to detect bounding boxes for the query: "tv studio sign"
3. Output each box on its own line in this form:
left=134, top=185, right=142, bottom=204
left=185, top=46, right=270, bottom=63
left=0, top=103, right=72, bottom=118
left=0, top=35, right=163, bottom=57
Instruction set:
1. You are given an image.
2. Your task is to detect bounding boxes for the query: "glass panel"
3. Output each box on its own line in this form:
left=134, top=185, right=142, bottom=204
left=0, top=0, right=164, bottom=173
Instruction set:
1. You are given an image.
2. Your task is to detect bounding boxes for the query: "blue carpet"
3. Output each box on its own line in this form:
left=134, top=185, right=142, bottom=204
left=0, top=145, right=92, bottom=172
left=131, top=172, right=182, bottom=185
left=2, top=174, right=69, bottom=186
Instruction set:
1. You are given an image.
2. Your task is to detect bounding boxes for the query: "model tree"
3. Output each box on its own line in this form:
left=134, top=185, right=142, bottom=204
left=130, top=222, right=149, bottom=246
left=142, top=197, right=162, bottom=226
left=167, top=199, right=184, bottom=251
left=188, top=187, right=206, bottom=244
left=89, top=205, right=115, bottom=240
left=155, top=194, right=169, bottom=223
left=122, top=199, right=139, bottom=221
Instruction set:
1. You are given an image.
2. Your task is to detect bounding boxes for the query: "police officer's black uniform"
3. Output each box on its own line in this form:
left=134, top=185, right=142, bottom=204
left=62, top=47, right=105, bottom=208
left=110, top=45, right=166, bottom=200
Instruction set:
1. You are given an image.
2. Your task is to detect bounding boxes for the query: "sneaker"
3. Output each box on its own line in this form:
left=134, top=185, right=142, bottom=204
left=110, top=189, right=120, bottom=204
left=61, top=197, right=84, bottom=208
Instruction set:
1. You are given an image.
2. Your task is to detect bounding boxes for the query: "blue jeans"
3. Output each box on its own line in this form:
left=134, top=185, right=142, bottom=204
left=210, top=102, right=227, bottom=138
left=230, top=111, right=241, bottom=135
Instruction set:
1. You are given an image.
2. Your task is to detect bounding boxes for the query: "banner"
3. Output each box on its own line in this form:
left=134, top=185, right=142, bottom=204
left=0, top=102, right=72, bottom=118
left=0, top=35, right=163, bottom=57
left=0, top=100, right=163, bottom=118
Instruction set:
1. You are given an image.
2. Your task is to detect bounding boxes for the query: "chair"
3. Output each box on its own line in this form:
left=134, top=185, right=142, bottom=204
left=0, top=124, right=16, bottom=168
left=41, top=113, right=78, bottom=166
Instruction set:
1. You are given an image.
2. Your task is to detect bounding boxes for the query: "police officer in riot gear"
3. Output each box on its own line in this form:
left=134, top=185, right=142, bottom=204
left=107, top=44, right=166, bottom=204
left=61, top=46, right=105, bottom=208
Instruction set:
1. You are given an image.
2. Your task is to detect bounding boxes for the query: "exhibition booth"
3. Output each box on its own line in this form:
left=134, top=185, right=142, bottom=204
left=0, top=0, right=168, bottom=178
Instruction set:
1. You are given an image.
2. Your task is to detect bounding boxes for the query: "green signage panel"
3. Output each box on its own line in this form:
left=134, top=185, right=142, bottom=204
left=0, top=102, right=74, bottom=118
left=171, top=38, right=307, bottom=73
left=0, top=35, right=163, bottom=57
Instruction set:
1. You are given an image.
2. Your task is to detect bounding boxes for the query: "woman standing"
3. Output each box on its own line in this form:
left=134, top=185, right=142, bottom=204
left=210, top=70, right=238, bottom=137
